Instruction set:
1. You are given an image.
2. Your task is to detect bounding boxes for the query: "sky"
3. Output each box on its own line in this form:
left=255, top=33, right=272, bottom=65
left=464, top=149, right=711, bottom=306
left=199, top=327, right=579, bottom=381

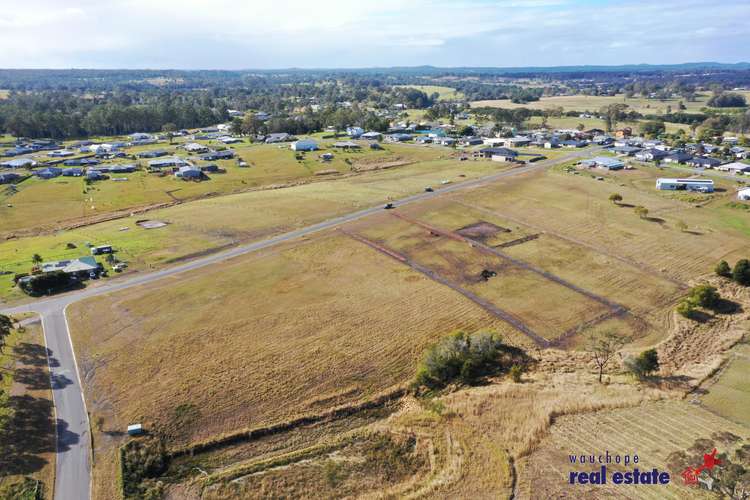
left=0, top=0, right=748, bottom=69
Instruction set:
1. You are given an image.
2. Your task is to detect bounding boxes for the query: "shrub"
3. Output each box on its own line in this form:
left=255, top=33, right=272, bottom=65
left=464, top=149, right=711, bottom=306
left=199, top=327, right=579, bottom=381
left=715, top=260, right=732, bottom=278
left=626, top=349, right=659, bottom=379
left=687, top=284, right=721, bottom=309
left=414, top=331, right=517, bottom=389
left=634, top=206, right=649, bottom=219
left=609, top=193, right=622, bottom=204
left=676, top=300, right=697, bottom=319
left=733, top=259, right=750, bottom=286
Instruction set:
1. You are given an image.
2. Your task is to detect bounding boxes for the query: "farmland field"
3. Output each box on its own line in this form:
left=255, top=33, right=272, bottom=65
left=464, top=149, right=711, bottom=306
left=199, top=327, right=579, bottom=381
left=394, top=85, right=464, bottom=101
left=519, top=400, right=750, bottom=499
left=471, top=91, right=750, bottom=115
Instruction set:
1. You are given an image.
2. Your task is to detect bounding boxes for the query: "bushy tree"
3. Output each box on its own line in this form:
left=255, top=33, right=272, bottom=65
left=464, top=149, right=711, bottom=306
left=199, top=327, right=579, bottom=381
left=0, top=314, right=13, bottom=354
left=676, top=300, right=697, bottom=319
left=687, top=284, right=721, bottom=309
left=715, top=260, right=732, bottom=278
left=415, top=331, right=511, bottom=389
left=634, top=206, right=649, bottom=219
left=733, top=259, right=750, bottom=286
left=626, top=349, right=659, bottom=379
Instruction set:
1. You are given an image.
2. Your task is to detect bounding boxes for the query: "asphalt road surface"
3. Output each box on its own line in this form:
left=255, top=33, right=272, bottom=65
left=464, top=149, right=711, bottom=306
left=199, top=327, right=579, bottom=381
left=0, top=147, right=598, bottom=500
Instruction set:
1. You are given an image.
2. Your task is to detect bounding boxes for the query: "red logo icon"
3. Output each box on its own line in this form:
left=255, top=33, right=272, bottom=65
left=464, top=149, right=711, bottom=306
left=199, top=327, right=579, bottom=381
left=680, top=449, right=722, bottom=487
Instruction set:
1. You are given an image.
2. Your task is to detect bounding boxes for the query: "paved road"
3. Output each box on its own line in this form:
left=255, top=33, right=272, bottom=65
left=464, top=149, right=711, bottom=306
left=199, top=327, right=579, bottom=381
left=0, top=147, right=597, bottom=500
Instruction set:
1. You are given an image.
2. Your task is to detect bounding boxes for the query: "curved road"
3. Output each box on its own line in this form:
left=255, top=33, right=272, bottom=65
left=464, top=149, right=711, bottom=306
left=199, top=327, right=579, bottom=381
left=0, top=147, right=598, bottom=500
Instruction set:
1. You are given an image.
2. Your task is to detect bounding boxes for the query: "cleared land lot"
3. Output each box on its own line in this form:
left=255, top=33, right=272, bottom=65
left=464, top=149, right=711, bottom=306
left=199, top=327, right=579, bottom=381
left=394, top=85, right=464, bottom=101
left=519, top=400, right=750, bottom=499
left=67, top=232, right=519, bottom=499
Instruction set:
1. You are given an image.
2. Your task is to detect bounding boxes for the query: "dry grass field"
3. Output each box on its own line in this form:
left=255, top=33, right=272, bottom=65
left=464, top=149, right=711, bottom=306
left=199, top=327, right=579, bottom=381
left=60, top=149, right=750, bottom=499
left=66, top=232, right=521, bottom=499
left=519, top=400, right=750, bottom=499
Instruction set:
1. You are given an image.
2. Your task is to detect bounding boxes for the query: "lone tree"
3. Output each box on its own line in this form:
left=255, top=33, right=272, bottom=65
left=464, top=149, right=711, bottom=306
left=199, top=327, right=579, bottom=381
left=627, top=349, right=659, bottom=379
left=634, top=206, right=649, bottom=219
left=609, top=193, right=623, bottom=205
left=688, top=284, right=721, bottom=309
left=0, top=314, right=13, bottom=354
left=31, top=253, right=43, bottom=265
left=586, top=330, right=630, bottom=383
left=733, top=259, right=750, bottom=286
left=715, top=260, right=732, bottom=278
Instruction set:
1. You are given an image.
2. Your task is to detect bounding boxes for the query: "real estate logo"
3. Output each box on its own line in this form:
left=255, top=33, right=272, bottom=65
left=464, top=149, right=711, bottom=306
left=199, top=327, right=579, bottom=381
left=680, top=448, right=722, bottom=487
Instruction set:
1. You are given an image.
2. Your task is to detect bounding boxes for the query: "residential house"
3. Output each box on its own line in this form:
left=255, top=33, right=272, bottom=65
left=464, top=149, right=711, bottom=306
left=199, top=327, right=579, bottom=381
left=386, top=133, right=413, bottom=143
left=475, top=147, right=518, bottom=160
left=459, top=137, right=483, bottom=146
left=435, top=137, right=457, bottom=146
left=611, top=146, right=642, bottom=156
left=716, top=162, right=750, bottom=174
left=561, top=139, right=586, bottom=148
left=361, top=131, right=383, bottom=141
left=63, top=158, right=99, bottom=167
left=137, top=149, right=168, bottom=159
left=592, top=135, right=614, bottom=145
left=200, top=150, right=235, bottom=161
left=218, top=136, right=242, bottom=144
left=184, top=143, right=209, bottom=154
left=332, top=141, right=360, bottom=149
left=738, top=188, right=750, bottom=201
left=664, top=152, right=693, bottom=164
left=415, top=136, right=432, bottom=144
left=635, top=149, right=669, bottom=162
left=62, top=168, right=84, bottom=177
left=86, top=170, right=105, bottom=181
left=40, top=256, right=99, bottom=278
left=0, top=172, right=21, bottom=184
left=265, top=133, right=292, bottom=144
left=291, top=139, right=318, bottom=151
left=1, top=158, right=37, bottom=169
left=346, top=126, right=364, bottom=138
left=48, top=149, right=75, bottom=158
left=687, top=156, right=723, bottom=169
left=730, top=146, right=748, bottom=159
left=176, top=166, right=203, bottom=179
left=580, top=157, right=625, bottom=170
left=148, top=157, right=187, bottom=169
left=35, top=167, right=62, bottom=179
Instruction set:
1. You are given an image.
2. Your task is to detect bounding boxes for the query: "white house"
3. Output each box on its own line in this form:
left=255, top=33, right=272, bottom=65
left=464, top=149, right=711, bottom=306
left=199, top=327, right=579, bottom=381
left=346, top=126, right=364, bottom=138
left=738, top=188, right=750, bottom=201
left=715, top=162, right=750, bottom=174
left=184, top=143, right=209, bottom=154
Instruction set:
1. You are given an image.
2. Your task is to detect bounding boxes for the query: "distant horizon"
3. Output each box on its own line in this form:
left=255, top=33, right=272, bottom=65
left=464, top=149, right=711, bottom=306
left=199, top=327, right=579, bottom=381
left=1, top=0, right=748, bottom=69
left=1, top=61, right=749, bottom=73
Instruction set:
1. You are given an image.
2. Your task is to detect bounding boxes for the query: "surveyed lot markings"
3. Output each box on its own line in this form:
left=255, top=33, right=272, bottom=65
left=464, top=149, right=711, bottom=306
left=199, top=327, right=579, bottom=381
left=389, top=212, right=630, bottom=316
left=341, top=228, right=549, bottom=346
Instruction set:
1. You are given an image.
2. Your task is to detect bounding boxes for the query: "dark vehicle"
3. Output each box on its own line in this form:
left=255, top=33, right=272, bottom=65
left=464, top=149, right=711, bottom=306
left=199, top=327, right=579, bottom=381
left=384, top=203, right=395, bottom=209
left=424, top=187, right=434, bottom=192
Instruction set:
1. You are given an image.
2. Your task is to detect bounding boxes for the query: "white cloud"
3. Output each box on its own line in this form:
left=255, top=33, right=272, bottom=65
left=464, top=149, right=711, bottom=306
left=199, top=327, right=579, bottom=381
left=0, top=0, right=747, bottom=68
